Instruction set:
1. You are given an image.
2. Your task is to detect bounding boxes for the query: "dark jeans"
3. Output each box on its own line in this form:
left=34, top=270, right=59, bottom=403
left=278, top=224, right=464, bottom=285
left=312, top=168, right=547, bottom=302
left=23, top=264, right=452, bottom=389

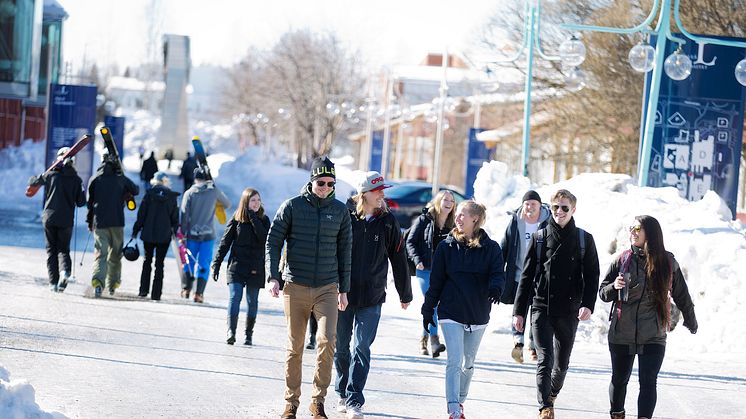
left=532, top=307, right=579, bottom=408
left=228, top=282, right=260, bottom=319
left=609, top=343, right=665, bottom=417
left=44, top=224, right=72, bottom=284
left=139, top=241, right=169, bottom=299
left=334, top=304, right=382, bottom=407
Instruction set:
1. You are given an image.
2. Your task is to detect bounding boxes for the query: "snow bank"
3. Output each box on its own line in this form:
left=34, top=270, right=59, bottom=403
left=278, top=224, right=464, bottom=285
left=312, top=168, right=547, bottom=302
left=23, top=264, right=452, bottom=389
left=474, top=163, right=746, bottom=353
left=0, top=365, right=67, bottom=419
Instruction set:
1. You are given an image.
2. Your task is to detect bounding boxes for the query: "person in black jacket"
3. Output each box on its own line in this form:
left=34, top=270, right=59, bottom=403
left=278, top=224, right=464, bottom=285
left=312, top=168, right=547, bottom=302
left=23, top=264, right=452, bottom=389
left=334, top=171, right=412, bottom=418
left=87, top=154, right=140, bottom=297
left=599, top=215, right=697, bottom=419
left=28, top=147, right=86, bottom=292
left=405, top=190, right=455, bottom=357
left=140, top=151, right=158, bottom=191
left=131, top=171, right=179, bottom=300
left=500, top=190, right=551, bottom=364
left=212, top=187, right=270, bottom=346
left=265, top=156, right=352, bottom=419
left=513, top=189, right=600, bottom=419
left=421, top=200, right=505, bottom=419
left=179, top=152, right=198, bottom=192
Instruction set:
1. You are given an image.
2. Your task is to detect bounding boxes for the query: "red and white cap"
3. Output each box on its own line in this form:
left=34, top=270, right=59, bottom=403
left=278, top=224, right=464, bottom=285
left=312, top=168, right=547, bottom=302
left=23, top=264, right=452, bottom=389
left=357, top=171, right=393, bottom=194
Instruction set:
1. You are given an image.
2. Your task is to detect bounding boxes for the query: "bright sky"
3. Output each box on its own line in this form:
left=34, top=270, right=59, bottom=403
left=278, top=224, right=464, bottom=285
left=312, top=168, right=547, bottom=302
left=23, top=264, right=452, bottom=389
left=61, top=0, right=500, bottom=71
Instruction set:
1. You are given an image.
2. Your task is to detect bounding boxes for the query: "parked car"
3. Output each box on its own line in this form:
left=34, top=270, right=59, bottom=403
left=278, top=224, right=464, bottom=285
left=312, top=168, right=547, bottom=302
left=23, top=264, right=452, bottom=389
left=384, top=181, right=467, bottom=229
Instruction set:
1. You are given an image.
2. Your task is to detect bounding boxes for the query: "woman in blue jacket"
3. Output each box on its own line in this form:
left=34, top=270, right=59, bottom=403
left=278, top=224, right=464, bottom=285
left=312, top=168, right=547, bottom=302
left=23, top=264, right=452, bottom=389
left=212, top=187, right=270, bottom=345
left=406, top=190, right=455, bottom=357
left=421, top=200, right=505, bottom=419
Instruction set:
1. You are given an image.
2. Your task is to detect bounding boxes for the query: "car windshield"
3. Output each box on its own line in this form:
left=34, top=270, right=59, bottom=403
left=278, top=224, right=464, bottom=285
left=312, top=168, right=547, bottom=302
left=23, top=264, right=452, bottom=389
left=385, top=184, right=425, bottom=199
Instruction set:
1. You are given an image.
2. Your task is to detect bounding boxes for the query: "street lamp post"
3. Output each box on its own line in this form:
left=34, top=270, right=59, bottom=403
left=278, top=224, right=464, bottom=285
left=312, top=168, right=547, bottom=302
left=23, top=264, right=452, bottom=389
left=431, top=48, right=449, bottom=197
left=560, top=0, right=746, bottom=187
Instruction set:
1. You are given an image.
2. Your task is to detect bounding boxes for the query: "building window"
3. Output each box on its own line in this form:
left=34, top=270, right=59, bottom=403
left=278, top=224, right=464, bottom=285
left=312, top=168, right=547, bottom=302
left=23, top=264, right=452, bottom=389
left=0, top=0, right=35, bottom=83
left=38, top=20, right=61, bottom=95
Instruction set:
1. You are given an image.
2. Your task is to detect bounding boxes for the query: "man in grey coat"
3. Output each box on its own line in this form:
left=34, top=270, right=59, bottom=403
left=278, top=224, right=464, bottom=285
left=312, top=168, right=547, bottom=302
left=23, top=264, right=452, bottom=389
left=266, top=156, right=352, bottom=419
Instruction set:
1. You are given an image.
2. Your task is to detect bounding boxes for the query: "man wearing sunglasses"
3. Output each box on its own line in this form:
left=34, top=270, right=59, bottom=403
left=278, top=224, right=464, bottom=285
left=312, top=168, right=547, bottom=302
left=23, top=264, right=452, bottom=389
left=266, top=156, right=352, bottom=419
left=512, top=189, right=600, bottom=419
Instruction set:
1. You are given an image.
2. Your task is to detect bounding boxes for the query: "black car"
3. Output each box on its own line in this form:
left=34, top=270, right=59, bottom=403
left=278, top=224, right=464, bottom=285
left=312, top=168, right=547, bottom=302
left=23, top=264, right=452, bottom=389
left=384, top=181, right=467, bottom=229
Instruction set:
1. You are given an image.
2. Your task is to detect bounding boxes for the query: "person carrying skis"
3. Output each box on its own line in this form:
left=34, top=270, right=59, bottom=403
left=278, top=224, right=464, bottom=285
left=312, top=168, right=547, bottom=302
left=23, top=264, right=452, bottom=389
left=211, top=187, right=270, bottom=345
left=599, top=215, right=697, bottom=419
left=179, top=167, right=230, bottom=303
left=28, top=147, right=86, bottom=292
left=335, top=171, right=412, bottom=419
left=87, top=153, right=140, bottom=297
left=131, top=171, right=179, bottom=300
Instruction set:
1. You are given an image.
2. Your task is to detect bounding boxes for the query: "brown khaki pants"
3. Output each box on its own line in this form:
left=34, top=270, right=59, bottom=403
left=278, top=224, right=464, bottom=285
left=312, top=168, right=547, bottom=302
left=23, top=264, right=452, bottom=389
left=282, top=281, right=339, bottom=406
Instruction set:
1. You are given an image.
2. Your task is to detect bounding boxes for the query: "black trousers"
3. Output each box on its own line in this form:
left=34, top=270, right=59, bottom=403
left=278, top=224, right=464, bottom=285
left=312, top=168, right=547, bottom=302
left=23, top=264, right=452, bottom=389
left=139, top=241, right=169, bottom=300
left=532, top=307, right=579, bottom=408
left=44, top=224, right=73, bottom=284
left=609, top=343, right=665, bottom=417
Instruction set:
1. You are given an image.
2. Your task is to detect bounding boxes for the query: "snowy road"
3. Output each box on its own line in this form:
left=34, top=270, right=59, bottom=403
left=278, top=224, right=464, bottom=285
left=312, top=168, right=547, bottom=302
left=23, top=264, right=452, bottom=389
left=1, top=243, right=745, bottom=418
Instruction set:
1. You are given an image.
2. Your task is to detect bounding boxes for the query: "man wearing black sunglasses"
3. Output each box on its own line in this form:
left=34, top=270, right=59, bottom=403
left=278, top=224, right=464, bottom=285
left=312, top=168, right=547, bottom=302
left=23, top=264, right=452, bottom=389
left=512, top=189, right=600, bottom=419
left=266, top=156, right=352, bottom=419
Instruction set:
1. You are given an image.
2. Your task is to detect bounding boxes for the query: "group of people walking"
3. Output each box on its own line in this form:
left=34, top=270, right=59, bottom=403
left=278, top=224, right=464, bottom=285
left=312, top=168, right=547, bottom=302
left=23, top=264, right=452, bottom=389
left=32, top=149, right=699, bottom=419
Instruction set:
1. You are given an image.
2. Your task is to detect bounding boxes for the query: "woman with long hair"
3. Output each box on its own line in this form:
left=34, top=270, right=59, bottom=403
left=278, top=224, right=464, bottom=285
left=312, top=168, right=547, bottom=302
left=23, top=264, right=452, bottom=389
left=406, top=190, right=456, bottom=357
left=212, top=188, right=270, bottom=345
left=421, top=200, right=504, bottom=419
left=599, top=215, right=697, bottom=419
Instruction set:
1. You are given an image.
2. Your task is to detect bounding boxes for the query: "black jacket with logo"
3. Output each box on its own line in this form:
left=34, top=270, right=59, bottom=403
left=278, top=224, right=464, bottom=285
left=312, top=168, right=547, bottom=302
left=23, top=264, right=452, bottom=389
left=87, top=162, right=140, bottom=229
left=30, top=165, right=86, bottom=227
left=346, top=199, right=412, bottom=308
left=214, top=212, right=271, bottom=288
left=132, top=185, right=180, bottom=244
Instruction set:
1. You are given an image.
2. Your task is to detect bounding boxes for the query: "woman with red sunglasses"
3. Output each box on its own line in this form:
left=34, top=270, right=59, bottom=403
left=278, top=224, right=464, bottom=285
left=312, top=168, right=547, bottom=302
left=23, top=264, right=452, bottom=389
left=599, top=215, right=698, bottom=419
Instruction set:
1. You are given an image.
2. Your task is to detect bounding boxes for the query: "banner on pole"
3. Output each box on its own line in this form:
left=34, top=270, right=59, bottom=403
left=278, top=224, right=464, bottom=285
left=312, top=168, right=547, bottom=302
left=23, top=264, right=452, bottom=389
left=46, top=84, right=98, bottom=188
left=641, top=36, right=746, bottom=217
left=369, top=129, right=383, bottom=172
left=465, top=128, right=491, bottom=198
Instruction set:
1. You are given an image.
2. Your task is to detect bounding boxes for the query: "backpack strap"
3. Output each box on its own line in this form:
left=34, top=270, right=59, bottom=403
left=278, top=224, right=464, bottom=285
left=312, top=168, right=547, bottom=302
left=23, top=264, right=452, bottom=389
left=577, top=227, right=586, bottom=262
left=534, top=229, right=545, bottom=279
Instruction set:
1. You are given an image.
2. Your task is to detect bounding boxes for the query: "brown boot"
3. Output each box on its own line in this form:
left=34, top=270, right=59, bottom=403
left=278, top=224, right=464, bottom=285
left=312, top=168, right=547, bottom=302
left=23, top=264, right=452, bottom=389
left=538, top=407, right=554, bottom=419
left=419, top=335, right=429, bottom=355
left=193, top=293, right=204, bottom=303
left=511, top=343, right=524, bottom=364
left=430, top=335, right=446, bottom=358
left=281, top=403, right=298, bottom=419
left=610, top=411, right=625, bottom=419
left=309, top=401, right=328, bottom=419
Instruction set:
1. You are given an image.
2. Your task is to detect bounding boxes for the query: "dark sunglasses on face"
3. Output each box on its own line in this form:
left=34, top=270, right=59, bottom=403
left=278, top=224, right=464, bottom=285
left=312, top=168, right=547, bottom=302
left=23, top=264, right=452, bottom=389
left=629, top=225, right=642, bottom=233
left=315, top=180, right=335, bottom=188
left=551, top=204, right=571, bottom=213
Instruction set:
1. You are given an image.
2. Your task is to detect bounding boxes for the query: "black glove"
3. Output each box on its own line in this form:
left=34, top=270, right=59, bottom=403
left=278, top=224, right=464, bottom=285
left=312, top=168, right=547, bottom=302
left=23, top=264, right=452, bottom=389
left=212, top=264, right=220, bottom=282
left=488, top=288, right=501, bottom=304
left=683, top=316, right=698, bottom=334
left=28, top=175, right=40, bottom=185
left=421, top=308, right=436, bottom=334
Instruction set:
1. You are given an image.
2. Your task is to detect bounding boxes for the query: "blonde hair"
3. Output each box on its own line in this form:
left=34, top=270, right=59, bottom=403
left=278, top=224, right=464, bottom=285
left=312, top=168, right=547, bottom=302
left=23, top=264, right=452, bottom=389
left=426, top=190, right=456, bottom=230
left=452, top=200, right=487, bottom=248
left=234, top=188, right=264, bottom=222
left=351, top=191, right=388, bottom=218
left=550, top=189, right=577, bottom=207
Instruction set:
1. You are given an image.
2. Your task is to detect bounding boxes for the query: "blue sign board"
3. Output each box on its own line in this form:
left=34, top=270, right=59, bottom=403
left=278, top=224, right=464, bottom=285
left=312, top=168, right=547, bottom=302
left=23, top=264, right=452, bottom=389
left=369, top=129, right=383, bottom=172
left=46, top=84, right=98, bottom=188
left=642, top=36, right=746, bottom=217
left=465, top=128, right=491, bottom=198
left=103, top=115, right=126, bottom=159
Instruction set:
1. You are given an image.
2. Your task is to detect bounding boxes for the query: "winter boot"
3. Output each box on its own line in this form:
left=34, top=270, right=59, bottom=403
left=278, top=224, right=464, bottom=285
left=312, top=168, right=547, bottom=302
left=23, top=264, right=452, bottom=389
left=244, top=317, right=256, bottom=346
left=538, top=407, right=554, bottom=419
left=610, top=411, right=625, bottom=419
left=49, top=282, right=58, bottom=292
left=419, top=335, right=429, bottom=355
left=430, top=335, right=446, bottom=358
left=226, top=315, right=238, bottom=345
left=58, top=273, right=69, bottom=292
left=306, top=333, right=316, bottom=350
left=512, top=343, right=525, bottom=364
left=194, top=278, right=206, bottom=303
left=181, top=272, right=195, bottom=297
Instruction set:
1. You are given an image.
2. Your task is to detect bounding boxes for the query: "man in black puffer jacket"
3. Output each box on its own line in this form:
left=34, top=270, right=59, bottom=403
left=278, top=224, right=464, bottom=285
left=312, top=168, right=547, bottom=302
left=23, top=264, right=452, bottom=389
left=266, top=156, right=352, bottom=419
left=513, top=189, right=600, bottom=419
left=87, top=155, right=139, bottom=297
left=28, top=147, right=86, bottom=292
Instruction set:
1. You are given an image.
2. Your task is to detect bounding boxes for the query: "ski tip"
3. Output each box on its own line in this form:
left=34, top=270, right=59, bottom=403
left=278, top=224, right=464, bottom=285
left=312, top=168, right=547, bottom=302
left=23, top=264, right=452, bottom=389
left=101, top=127, right=109, bottom=135
left=192, top=135, right=200, bottom=141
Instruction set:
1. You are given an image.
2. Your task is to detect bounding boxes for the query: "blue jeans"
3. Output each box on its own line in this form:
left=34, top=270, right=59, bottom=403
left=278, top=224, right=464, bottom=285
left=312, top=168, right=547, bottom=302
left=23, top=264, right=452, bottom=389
left=228, top=282, right=260, bottom=319
left=416, top=269, right=439, bottom=336
left=184, top=239, right=215, bottom=281
left=440, top=322, right=486, bottom=414
left=334, top=304, right=382, bottom=407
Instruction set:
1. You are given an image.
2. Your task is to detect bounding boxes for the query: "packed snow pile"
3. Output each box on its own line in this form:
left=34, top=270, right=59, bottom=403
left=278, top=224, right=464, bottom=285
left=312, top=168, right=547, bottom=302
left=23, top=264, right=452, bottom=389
left=0, top=139, right=46, bottom=211
left=474, top=160, right=746, bottom=353
left=0, top=365, right=67, bottom=419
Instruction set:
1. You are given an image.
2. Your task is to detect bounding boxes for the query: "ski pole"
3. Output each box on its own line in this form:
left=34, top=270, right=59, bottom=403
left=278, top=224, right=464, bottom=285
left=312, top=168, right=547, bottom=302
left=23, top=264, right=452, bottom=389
left=80, top=231, right=92, bottom=266
left=72, top=208, right=78, bottom=280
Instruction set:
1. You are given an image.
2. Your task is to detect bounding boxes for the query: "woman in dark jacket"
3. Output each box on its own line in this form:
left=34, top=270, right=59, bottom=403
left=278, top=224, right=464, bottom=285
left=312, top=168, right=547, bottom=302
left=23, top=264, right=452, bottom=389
left=421, top=200, right=505, bottom=419
left=131, top=172, right=179, bottom=300
left=406, top=190, right=455, bottom=357
left=599, top=215, right=697, bottom=419
left=212, top=187, right=270, bottom=345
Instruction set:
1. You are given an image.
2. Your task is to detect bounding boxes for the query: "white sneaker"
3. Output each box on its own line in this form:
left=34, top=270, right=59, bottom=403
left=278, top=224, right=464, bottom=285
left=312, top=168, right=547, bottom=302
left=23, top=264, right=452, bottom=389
left=336, top=399, right=347, bottom=413
left=346, top=403, right=363, bottom=419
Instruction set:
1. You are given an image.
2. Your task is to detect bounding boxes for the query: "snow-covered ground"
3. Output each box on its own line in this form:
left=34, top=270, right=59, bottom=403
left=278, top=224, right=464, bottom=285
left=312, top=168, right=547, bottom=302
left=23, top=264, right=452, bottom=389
left=1, top=108, right=745, bottom=417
